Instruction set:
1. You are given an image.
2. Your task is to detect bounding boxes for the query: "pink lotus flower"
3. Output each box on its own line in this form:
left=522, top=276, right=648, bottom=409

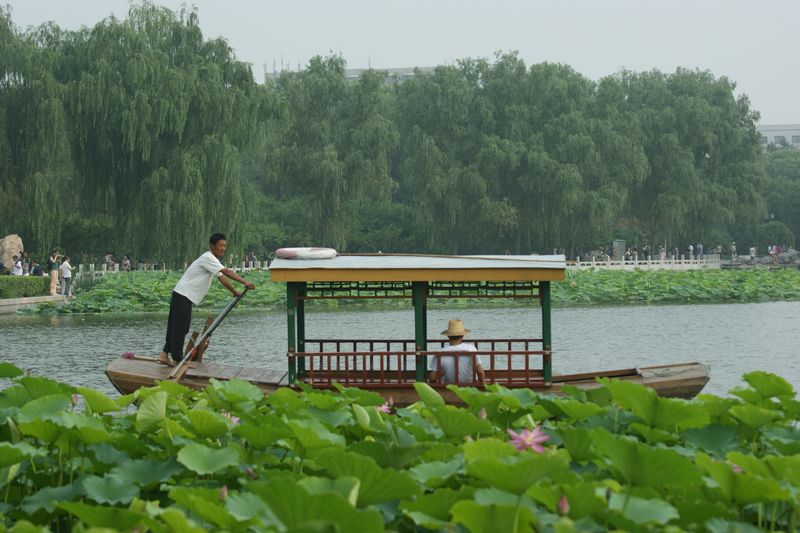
left=221, top=410, right=240, bottom=425
left=121, top=351, right=135, bottom=359
left=478, top=407, right=487, bottom=420
left=219, top=485, right=228, bottom=501
left=377, top=402, right=392, bottom=414
left=731, top=463, right=743, bottom=474
left=244, top=466, right=258, bottom=479
left=507, top=426, right=549, bottom=453
left=557, top=495, right=570, bottom=515
left=71, top=393, right=80, bottom=406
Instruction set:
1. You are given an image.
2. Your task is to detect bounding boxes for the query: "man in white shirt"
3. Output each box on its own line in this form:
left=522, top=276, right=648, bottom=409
left=59, top=256, right=74, bottom=296
left=11, top=255, right=23, bottom=276
left=427, top=319, right=485, bottom=386
left=158, top=233, right=256, bottom=366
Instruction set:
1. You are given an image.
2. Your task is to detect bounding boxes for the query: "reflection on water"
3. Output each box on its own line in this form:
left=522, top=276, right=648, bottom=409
left=1, top=301, right=798, bottom=397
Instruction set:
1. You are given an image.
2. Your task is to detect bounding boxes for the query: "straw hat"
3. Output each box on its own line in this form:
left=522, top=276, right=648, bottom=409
left=441, top=319, right=471, bottom=337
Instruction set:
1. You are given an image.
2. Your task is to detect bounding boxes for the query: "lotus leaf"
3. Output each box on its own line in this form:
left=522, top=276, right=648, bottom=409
left=135, top=390, right=168, bottom=432
left=467, top=450, right=570, bottom=494
left=608, top=492, right=678, bottom=525
left=462, top=437, right=516, bottom=461
left=177, top=442, right=239, bottom=475
left=743, top=371, right=794, bottom=399
left=287, top=418, right=346, bottom=451
left=233, top=414, right=291, bottom=448
left=705, top=517, right=764, bottom=533
left=352, top=403, right=385, bottom=433
left=682, top=424, right=740, bottom=455
left=591, top=428, right=702, bottom=487
left=539, top=398, right=604, bottom=421
left=0, top=385, right=31, bottom=409
left=17, top=394, right=70, bottom=422
left=0, top=442, right=27, bottom=468
left=696, top=453, right=789, bottom=505
left=430, top=405, right=493, bottom=439
left=315, top=449, right=420, bottom=506
left=21, top=482, right=83, bottom=514
left=729, top=404, right=780, bottom=429
left=157, top=508, right=207, bottom=533
left=555, top=427, right=595, bottom=462
left=17, top=419, right=61, bottom=444
left=76, top=387, right=121, bottom=414
left=408, top=458, right=462, bottom=487
left=82, top=474, right=140, bottom=504
left=331, top=383, right=386, bottom=406
left=451, top=499, right=535, bottom=533
left=413, top=382, right=445, bottom=408
left=186, top=408, right=229, bottom=438
left=168, top=486, right=238, bottom=529
left=400, top=486, right=474, bottom=528
left=298, top=476, right=360, bottom=506
left=0, top=362, right=23, bottom=378
left=226, top=491, right=284, bottom=527
left=58, top=501, right=144, bottom=530
left=604, top=379, right=709, bottom=430
left=19, top=377, right=69, bottom=400
left=109, top=458, right=182, bottom=487
left=209, top=378, right=263, bottom=403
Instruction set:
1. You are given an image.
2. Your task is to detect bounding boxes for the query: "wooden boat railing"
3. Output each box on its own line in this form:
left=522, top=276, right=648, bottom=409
left=303, top=338, right=545, bottom=352
left=289, top=344, right=548, bottom=389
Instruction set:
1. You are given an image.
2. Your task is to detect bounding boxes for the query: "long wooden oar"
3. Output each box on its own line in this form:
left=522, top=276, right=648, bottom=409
left=169, top=288, right=249, bottom=380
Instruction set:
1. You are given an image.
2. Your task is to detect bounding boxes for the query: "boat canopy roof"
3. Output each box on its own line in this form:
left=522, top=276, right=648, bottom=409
left=268, top=254, right=566, bottom=282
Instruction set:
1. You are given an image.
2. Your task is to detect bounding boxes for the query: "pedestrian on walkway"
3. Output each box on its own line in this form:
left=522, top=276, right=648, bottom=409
left=60, top=256, right=74, bottom=297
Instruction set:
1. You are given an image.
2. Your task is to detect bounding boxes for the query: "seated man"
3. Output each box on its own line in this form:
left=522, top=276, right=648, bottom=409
left=428, top=319, right=485, bottom=386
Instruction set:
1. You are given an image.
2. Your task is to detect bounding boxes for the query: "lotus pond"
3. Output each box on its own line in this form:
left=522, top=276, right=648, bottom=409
left=0, top=362, right=798, bottom=532
left=27, top=268, right=800, bottom=314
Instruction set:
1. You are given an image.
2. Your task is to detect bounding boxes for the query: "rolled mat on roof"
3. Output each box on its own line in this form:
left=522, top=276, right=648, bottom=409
left=274, top=247, right=338, bottom=260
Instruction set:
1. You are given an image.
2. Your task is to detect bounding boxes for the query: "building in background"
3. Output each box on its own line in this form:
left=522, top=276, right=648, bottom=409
left=756, top=124, right=800, bottom=148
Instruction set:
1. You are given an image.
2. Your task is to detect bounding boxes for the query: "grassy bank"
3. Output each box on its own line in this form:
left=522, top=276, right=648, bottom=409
left=24, top=267, right=800, bottom=314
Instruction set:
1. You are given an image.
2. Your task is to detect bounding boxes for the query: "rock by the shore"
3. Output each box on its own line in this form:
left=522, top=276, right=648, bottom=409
left=0, top=234, right=24, bottom=269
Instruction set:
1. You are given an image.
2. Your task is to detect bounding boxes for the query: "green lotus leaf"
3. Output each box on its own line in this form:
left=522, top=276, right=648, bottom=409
left=331, top=383, right=386, bottom=406
left=352, top=403, right=385, bottom=433
left=0, top=362, right=23, bottom=378
left=400, top=486, right=474, bottom=529
left=408, top=458, right=462, bottom=487
left=414, top=382, right=445, bottom=408
left=298, top=476, right=360, bottom=506
left=431, top=405, right=493, bottom=439
left=209, top=378, right=263, bottom=403
left=58, top=412, right=113, bottom=444
left=17, top=394, right=70, bottom=422
left=591, top=428, right=701, bottom=487
left=483, top=384, right=540, bottom=409
left=729, top=404, right=780, bottom=429
left=451, top=499, right=535, bottom=533
left=742, top=371, right=794, bottom=399
left=233, top=415, right=291, bottom=448
left=682, top=424, right=739, bottom=455
left=467, top=451, right=570, bottom=494
left=248, top=477, right=384, bottom=532
left=186, top=409, right=229, bottom=438
left=762, top=426, right=800, bottom=455
left=18, top=419, right=61, bottom=443
left=109, top=458, right=182, bottom=487
left=158, top=508, right=207, bottom=533
left=462, top=437, right=515, bottom=462
left=315, top=449, right=420, bottom=506
left=609, top=493, right=678, bottom=525
left=764, top=455, right=800, bottom=486
left=287, top=419, right=346, bottom=451
left=696, top=453, right=789, bottom=505
left=226, top=492, right=283, bottom=527
left=604, top=379, right=709, bottom=430
left=539, top=398, right=604, bottom=421
left=0, top=442, right=26, bottom=468
left=21, top=481, right=83, bottom=514
left=154, top=379, right=193, bottom=398
left=705, top=517, right=764, bottom=533
left=58, top=501, right=143, bottom=530
left=0, top=384, right=31, bottom=409
left=169, top=486, right=238, bottom=529
left=696, top=395, right=740, bottom=421
left=162, top=417, right=196, bottom=439
left=348, top=439, right=427, bottom=470
left=556, top=427, right=595, bottom=462
left=305, top=391, right=342, bottom=410
left=19, top=376, right=70, bottom=400
left=300, top=406, right=353, bottom=427
left=135, top=390, right=168, bottom=432
left=562, top=482, right=607, bottom=519
left=629, top=422, right=675, bottom=444
left=76, top=387, right=120, bottom=414
left=82, top=475, right=140, bottom=504
left=177, top=442, right=239, bottom=475
left=266, top=387, right=307, bottom=411
left=729, top=387, right=763, bottom=404
left=526, top=484, right=559, bottom=512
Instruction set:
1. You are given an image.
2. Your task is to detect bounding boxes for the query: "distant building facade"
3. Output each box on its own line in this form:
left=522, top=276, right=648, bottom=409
left=756, top=124, right=800, bottom=148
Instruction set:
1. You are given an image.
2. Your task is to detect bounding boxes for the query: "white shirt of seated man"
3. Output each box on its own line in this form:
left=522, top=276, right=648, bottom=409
left=428, top=319, right=485, bottom=385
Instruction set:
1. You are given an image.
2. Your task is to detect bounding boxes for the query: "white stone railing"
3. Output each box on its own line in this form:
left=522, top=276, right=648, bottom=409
left=567, top=254, right=721, bottom=271
left=74, top=260, right=269, bottom=279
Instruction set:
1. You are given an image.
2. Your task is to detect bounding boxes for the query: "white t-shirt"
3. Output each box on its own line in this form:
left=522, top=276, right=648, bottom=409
left=11, top=260, right=23, bottom=276
left=427, top=343, right=483, bottom=385
left=174, top=251, right=225, bottom=304
left=59, top=261, right=72, bottom=278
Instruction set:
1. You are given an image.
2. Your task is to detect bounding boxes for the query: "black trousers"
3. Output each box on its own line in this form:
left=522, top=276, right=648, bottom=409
left=164, top=291, right=193, bottom=363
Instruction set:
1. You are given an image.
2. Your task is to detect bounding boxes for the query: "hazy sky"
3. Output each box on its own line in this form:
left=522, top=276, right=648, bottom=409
left=6, top=0, right=798, bottom=124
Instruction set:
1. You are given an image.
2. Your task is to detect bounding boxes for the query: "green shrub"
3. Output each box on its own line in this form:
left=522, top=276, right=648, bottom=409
left=0, top=275, right=50, bottom=298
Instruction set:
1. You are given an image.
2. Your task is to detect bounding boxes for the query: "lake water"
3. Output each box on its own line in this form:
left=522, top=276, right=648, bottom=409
left=1, top=301, right=798, bottom=397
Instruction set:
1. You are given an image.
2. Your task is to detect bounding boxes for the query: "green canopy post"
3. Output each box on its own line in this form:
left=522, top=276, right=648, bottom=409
left=297, top=282, right=306, bottom=377
left=287, top=282, right=297, bottom=383
left=540, top=281, right=552, bottom=383
left=412, top=281, right=429, bottom=381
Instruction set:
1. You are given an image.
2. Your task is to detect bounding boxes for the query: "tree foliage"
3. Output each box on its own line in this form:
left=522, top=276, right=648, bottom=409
left=0, top=5, right=783, bottom=263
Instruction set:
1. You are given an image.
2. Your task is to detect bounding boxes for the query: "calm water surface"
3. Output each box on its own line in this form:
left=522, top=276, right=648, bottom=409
left=1, top=302, right=798, bottom=397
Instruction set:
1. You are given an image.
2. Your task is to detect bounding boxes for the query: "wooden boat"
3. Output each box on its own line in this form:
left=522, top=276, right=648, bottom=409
left=106, top=253, right=710, bottom=402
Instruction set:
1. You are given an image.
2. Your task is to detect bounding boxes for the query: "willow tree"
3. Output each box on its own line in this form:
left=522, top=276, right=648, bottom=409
left=61, top=3, right=266, bottom=264
left=0, top=10, right=71, bottom=254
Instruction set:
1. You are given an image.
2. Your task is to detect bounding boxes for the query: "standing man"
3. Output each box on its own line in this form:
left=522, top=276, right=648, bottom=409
left=427, top=319, right=485, bottom=385
left=730, top=241, right=737, bottom=263
left=46, top=249, right=60, bottom=295
left=158, top=233, right=255, bottom=366
left=59, top=256, right=74, bottom=297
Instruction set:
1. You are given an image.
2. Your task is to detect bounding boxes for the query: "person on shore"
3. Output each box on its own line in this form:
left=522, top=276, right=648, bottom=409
left=11, top=255, right=23, bottom=276
left=158, top=233, right=256, bottom=367
left=730, top=241, right=737, bottom=263
left=60, top=256, right=74, bottom=297
left=30, top=260, right=43, bottom=277
left=121, top=255, right=131, bottom=271
left=46, top=249, right=60, bottom=295
left=427, top=319, right=485, bottom=386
